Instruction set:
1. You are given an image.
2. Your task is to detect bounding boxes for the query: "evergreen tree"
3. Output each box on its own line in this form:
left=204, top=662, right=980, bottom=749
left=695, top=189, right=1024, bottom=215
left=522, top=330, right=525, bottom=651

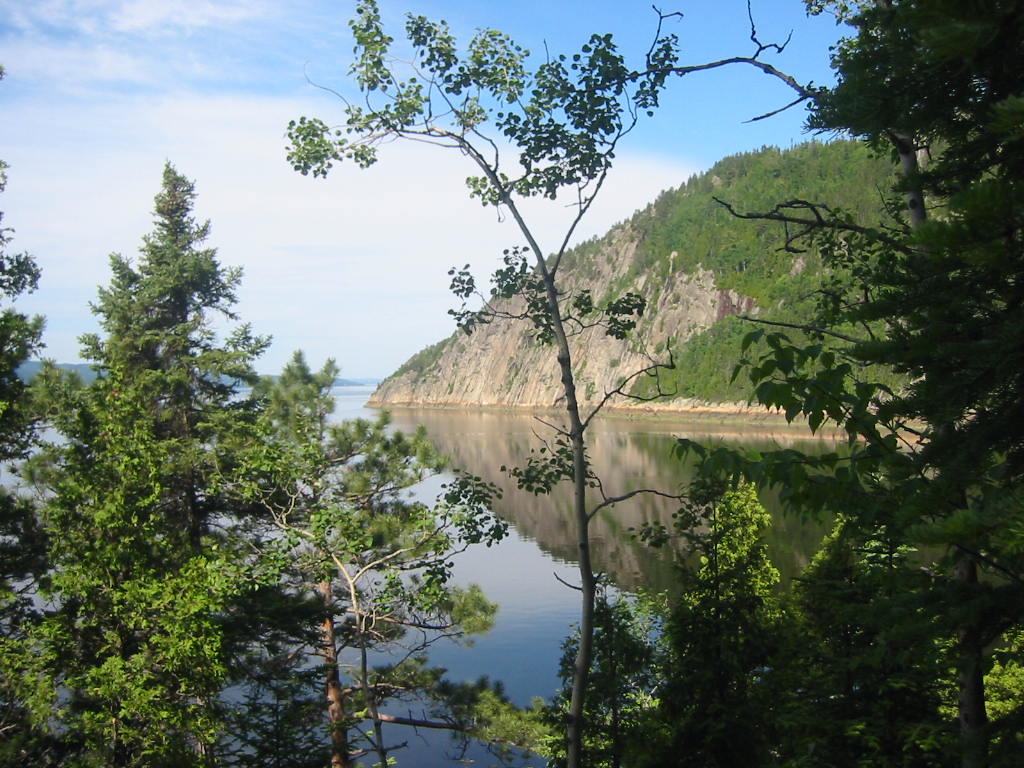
left=0, top=67, right=51, bottom=765
left=79, top=163, right=266, bottom=546
left=647, top=482, right=781, bottom=768
left=679, top=2, right=1024, bottom=765
left=777, top=520, right=956, bottom=767
left=229, top=351, right=504, bottom=767
left=20, top=164, right=267, bottom=767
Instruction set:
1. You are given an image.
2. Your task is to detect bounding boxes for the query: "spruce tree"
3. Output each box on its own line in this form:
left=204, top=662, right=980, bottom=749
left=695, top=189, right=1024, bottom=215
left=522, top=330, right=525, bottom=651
left=0, top=76, right=51, bottom=763
left=23, top=163, right=267, bottom=767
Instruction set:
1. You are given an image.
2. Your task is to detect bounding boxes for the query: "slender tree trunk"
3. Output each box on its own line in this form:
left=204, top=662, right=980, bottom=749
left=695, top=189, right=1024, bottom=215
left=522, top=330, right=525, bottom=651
left=499, top=187, right=595, bottom=768
left=540, top=254, right=593, bottom=768
left=566, top=409, right=595, bottom=768
left=319, top=580, right=352, bottom=768
left=360, top=630, right=389, bottom=768
left=955, top=556, right=989, bottom=768
left=446, top=129, right=603, bottom=767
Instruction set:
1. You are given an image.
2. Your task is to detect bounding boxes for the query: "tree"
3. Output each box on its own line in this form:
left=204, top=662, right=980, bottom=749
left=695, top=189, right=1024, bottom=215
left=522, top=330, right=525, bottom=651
left=678, top=2, right=1024, bottom=765
left=631, top=482, right=782, bottom=768
left=546, top=588, right=664, bottom=768
left=78, top=162, right=267, bottom=546
left=777, top=519, right=956, bottom=767
left=285, top=3, right=821, bottom=763
left=19, top=163, right=268, bottom=766
left=287, top=6, right=674, bottom=764
left=232, top=350, right=504, bottom=767
left=0, top=66, right=50, bottom=765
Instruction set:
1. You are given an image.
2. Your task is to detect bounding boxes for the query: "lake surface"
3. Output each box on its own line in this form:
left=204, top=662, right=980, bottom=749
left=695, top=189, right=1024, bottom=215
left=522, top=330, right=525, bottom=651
left=332, top=386, right=838, bottom=766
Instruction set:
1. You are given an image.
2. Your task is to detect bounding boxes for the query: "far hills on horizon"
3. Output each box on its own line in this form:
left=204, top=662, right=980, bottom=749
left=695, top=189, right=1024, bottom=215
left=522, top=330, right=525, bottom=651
left=15, top=361, right=378, bottom=388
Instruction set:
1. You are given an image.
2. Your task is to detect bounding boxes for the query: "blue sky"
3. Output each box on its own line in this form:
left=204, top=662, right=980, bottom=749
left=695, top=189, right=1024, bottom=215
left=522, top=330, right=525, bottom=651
left=1, top=0, right=847, bottom=378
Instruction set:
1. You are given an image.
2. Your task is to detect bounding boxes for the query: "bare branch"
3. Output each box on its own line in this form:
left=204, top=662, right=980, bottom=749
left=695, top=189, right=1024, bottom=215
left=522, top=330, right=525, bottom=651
left=581, top=349, right=677, bottom=429
left=652, top=56, right=814, bottom=100
left=589, top=487, right=686, bottom=522
left=711, top=196, right=909, bottom=251
left=555, top=571, right=584, bottom=591
left=373, top=711, right=471, bottom=733
left=747, top=0, right=794, bottom=57
left=744, top=93, right=811, bottom=123
left=735, top=314, right=869, bottom=345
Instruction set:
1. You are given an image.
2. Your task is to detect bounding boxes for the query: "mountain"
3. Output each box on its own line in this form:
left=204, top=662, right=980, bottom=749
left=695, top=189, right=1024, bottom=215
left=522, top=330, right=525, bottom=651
left=16, top=361, right=99, bottom=384
left=369, top=140, right=897, bottom=414
left=16, top=362, right=378, bottom=389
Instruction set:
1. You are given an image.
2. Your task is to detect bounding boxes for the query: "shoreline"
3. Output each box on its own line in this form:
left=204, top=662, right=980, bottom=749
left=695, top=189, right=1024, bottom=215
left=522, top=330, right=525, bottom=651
left=364, top=396, right=850, bottom=440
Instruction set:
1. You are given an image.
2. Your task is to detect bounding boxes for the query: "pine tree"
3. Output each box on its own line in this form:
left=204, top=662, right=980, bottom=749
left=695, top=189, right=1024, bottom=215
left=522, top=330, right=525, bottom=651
left=229, top=351, right=504, bottom=767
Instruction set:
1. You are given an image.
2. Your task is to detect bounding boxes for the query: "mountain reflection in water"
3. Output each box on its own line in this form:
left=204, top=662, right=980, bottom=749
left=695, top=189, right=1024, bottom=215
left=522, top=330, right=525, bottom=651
left=382, top=405, right=839, bottom=591
left=328, top=390, right=840, bottom=765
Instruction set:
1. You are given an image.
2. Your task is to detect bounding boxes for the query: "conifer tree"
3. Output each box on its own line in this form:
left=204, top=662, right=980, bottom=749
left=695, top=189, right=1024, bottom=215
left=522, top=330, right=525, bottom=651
left=679, top=2, right=1024, bottom=765
left=0, top=67, right=50, bottom=764
left=232, top=350, right=504, bottom=768
left=644, top=483, right=781, bottom=768
left=21, top=163, right=267, bottom=766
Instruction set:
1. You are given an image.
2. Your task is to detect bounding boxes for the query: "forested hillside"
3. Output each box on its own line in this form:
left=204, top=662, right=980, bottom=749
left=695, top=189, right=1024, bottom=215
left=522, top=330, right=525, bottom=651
left=371, top=139, right=900, bottom=410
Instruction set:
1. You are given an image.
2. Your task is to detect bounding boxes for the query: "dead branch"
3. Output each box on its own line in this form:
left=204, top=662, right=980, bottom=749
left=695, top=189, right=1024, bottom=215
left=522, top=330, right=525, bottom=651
left=735, top=315, right=869, bottom=345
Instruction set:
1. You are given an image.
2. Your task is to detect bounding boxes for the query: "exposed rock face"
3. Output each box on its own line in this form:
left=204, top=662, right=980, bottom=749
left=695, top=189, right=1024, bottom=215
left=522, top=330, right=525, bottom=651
left=368, top=224, right=760, bottom=413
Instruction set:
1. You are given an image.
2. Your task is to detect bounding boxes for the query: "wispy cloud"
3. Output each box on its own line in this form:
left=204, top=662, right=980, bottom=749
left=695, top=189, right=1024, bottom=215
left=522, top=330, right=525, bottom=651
left=5, top=81, right=695, bottom=375
left=5, top=0, right=269, bottom=36
left=110, top=0, right=267, bottom=34
left=9, top=0, right=833, bottom=375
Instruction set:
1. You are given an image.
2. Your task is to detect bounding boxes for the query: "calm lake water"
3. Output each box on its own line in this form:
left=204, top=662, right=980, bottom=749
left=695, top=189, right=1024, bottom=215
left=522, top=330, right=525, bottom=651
left=332, top=385, right=839, bottom=767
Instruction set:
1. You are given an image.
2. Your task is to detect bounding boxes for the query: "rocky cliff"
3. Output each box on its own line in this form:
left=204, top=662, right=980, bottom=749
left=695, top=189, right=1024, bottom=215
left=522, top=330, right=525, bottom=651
left=369, top=141, right=896, bottom=413
left=369, top=228, right=760, bottom=413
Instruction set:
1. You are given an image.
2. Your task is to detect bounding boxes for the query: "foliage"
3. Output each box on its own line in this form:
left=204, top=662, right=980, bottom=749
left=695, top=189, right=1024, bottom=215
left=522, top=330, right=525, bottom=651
left=635, top=482, right=781, bottom=768
left=234, top=350, right=506, bottom=766
left=0, top=86, right=50, bottom=764
left=286, top=5, right=687, bottom=767
left=775, top=520, right=957, bottom=767
left=677, top=2, right=1024, bottom=766
left=0, top=163, right=43, bottom=462
left=15, top=164, right=267, bottom=767
left=546, top=589, right=664, bottom=768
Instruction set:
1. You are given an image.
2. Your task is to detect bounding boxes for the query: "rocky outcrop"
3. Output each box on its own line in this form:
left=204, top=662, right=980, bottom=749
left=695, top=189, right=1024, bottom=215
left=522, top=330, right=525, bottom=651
left=368, top=224, right=761, bottom=413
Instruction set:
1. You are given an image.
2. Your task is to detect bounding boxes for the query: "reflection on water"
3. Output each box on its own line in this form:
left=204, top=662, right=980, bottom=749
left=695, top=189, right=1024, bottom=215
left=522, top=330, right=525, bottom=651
left=328, top=390, right=839, bottom=766
left=380, top=405, right=839, bottom=589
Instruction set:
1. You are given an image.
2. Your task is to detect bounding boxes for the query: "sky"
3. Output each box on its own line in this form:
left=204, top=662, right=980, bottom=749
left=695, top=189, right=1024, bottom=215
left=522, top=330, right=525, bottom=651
left=1, top=0, right=848, bottom=379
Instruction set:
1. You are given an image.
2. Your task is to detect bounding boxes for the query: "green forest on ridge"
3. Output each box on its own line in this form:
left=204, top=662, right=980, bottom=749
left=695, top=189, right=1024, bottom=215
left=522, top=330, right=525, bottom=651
left=390, top=139, right=904, bottom=403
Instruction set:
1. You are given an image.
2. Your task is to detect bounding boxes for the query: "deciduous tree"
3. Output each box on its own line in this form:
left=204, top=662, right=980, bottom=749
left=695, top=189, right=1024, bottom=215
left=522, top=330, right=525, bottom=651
left=285, top=4, right=815, bottom=762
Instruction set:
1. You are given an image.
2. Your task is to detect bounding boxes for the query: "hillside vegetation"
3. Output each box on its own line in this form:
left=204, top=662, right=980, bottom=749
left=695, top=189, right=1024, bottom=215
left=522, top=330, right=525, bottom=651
left=372, top=139, right=900, bottom=410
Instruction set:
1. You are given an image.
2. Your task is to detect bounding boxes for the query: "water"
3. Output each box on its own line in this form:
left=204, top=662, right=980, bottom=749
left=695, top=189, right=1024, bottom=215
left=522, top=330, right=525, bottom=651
left=329, top=386, right=838, bottom=767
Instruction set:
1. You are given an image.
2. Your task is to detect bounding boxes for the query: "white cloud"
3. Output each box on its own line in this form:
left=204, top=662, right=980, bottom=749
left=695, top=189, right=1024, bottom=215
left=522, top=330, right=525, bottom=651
left=3, top=0, right=268, bottom=36
left=4, top=84, right=697, bottom=376
left=2, top=0, right=708, bottom=376
left=111, top=0, right=266, bottom=34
